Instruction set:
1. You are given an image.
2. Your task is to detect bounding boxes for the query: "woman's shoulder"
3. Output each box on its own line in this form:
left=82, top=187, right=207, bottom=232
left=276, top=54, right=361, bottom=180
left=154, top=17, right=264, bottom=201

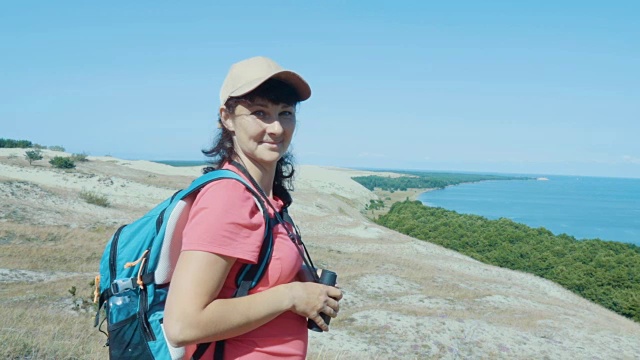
left=195, top=175, right=256, bottom=206
left=181, top=175, right=266, bottom=261
left=184, top=174, right=265, bottom=243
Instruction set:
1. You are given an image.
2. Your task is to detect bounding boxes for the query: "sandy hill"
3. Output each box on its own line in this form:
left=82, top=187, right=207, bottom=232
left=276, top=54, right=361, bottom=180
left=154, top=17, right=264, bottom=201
left=0, top=148, right=639, bottom=359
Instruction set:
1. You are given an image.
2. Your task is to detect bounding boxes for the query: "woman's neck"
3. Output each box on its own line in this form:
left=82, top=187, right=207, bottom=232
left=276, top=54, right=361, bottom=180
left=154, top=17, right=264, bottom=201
left=233, top=156, right=275, bottom=198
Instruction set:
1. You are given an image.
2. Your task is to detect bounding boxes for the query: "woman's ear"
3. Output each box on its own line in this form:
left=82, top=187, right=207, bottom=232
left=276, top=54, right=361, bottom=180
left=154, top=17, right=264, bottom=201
left=220, top=107, right=234, bottom=132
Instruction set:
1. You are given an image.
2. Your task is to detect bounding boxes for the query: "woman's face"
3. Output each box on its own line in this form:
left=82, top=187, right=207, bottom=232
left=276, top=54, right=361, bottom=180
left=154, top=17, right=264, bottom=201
left=222, top=98, right=296, bottom=170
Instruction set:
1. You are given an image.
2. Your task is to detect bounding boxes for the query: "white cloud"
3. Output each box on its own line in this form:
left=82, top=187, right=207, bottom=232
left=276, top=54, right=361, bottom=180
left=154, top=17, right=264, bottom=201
left=622, top=155, right=640, bottom=164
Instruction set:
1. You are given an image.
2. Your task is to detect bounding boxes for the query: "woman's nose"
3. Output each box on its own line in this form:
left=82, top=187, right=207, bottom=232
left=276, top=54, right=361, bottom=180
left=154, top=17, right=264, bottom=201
left=266, top=118, right=284, bottom=134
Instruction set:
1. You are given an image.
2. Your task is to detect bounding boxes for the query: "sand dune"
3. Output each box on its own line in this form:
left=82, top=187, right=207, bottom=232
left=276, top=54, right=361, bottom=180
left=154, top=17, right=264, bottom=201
left=1, top=148, right=639, bottom=359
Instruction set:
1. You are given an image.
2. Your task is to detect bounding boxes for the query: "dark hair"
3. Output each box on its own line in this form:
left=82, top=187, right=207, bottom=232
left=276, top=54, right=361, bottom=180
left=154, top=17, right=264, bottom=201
left=202, top=78, right=301, bottom=207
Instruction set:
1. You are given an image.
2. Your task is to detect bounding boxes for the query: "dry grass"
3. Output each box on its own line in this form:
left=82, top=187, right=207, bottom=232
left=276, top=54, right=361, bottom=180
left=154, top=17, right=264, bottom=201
left=0, top=279, right=107, bottom=359
left=79, top=190, right=110, bottom=207
left=0, top=221, right=109, bottom=359
left=0, top=223, right=112, bottom=272
left=309, top=347, right=412, bottom=360
left=330, top=193, right=361, bottom=210
left=0, top=159, right=170, bottom=359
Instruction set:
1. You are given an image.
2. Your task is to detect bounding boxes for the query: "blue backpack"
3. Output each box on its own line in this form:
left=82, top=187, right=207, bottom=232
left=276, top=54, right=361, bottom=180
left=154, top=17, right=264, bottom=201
left=94, top=169, right=279, bottom=360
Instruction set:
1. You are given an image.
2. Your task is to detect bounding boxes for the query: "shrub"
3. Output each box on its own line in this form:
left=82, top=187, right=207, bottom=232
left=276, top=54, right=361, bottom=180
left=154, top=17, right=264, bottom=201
left=49, top=156, right=75, bottom=169
left=32, top=143, right=46, bottom=149
left=71, top=152, right=89, bottom=162
left=364, top=199, right=385, bottom=211
left=24, top=149, right=43, bottom=165
left=79, top=190, right=110, bottom=207
left=48, top=145, right=66, bottom=152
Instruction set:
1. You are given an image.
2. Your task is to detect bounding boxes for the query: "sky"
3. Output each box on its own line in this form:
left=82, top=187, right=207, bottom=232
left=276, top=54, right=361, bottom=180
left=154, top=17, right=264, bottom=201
left=1, top=1, right=639, bottom=178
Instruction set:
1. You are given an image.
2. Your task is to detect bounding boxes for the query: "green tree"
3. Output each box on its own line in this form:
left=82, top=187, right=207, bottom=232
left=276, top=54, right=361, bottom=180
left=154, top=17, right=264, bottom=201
left=24, top=149, right=43, bottom=165
left=49, top=156, right=75, bottom=169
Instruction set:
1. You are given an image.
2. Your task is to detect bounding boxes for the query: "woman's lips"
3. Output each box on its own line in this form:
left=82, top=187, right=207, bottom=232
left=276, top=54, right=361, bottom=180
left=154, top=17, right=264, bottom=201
left=261, top=141, right=281, bottom=148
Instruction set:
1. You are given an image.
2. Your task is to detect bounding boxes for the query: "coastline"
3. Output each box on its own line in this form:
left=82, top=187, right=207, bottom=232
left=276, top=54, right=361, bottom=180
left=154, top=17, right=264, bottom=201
left=365, top=187, right=434, bottom=219
left=415, top=175, right=640, bottom=245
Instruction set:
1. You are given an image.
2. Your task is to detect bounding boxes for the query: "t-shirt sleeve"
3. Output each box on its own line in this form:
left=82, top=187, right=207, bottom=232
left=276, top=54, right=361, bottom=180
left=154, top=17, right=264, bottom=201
left=180, top=179, right=265, bottom=264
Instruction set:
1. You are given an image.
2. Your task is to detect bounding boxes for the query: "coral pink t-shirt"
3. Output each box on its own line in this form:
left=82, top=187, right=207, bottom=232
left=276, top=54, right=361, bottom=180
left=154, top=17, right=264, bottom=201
left=180, top=164, right=307, bottom=359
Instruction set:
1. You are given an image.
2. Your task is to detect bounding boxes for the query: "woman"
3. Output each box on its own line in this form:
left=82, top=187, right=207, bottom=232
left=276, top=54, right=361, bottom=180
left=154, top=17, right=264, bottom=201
left=164, top=56, right=342, bottom=359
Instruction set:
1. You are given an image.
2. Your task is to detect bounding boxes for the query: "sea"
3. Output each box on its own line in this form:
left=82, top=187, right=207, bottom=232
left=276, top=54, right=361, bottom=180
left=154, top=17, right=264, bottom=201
left=418, top=175, right=640, bottom=246
left=155, top=160, right=207, bottom=167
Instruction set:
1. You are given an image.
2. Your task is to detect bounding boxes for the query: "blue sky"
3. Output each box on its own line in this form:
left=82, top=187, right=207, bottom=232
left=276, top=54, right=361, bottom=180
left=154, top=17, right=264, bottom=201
left=2, top=1, right=639, bottom=178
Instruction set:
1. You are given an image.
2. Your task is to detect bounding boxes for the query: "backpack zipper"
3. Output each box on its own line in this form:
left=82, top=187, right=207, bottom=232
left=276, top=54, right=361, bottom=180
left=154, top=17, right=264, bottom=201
left=138, top=248, right=156, bottom=341
left=109, top=225, right=127, bottom=281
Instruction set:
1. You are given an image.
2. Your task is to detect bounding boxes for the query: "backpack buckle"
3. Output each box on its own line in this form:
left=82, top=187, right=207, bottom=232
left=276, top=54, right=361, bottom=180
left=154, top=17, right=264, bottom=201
left=111, top=278, right=135, bottom=295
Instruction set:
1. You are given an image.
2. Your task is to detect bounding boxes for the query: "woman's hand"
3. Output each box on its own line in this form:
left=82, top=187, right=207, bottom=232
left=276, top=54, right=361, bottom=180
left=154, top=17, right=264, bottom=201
left=285, top=281, right=343, bottom=332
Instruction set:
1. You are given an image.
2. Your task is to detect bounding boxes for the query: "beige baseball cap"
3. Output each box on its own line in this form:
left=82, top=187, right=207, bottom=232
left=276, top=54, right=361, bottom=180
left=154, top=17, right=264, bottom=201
left=219, top=56, right=311, bottom=106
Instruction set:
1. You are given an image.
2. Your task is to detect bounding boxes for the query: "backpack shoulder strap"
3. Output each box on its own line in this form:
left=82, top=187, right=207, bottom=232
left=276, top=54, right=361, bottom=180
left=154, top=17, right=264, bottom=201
left=280, top=208, right=297, bottom=231
left=190, top=169, right=274, bottom=360
left=182, top=169, right=245, bottom=198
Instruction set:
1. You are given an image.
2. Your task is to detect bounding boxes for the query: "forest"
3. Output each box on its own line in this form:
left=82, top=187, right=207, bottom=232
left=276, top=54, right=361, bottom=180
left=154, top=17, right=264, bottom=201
left=352, top=172, right=530, bottom=191
left=376, top=200, right=640, bottom=322
left=0, top=138, right=33, bottom=148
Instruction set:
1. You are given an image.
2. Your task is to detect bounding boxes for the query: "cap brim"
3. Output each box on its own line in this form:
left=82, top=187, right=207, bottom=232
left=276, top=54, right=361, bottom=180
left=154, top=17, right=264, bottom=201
left=227, top=70, right=311, bottom=102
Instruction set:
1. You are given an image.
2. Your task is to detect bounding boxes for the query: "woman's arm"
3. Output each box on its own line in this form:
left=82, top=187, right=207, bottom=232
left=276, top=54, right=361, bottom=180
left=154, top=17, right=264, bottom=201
left=163, top=250, right=342, bottom=347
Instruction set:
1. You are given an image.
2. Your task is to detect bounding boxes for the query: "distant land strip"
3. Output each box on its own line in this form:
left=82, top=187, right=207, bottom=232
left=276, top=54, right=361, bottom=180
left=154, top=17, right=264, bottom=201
left=352, top=172, right=532, bottom=192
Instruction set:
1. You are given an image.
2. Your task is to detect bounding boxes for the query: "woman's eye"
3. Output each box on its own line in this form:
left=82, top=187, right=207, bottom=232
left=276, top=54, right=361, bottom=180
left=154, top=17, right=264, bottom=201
left=251, top=110, right=267, bottom=118
left=279, top=111, right=294, bottom=117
